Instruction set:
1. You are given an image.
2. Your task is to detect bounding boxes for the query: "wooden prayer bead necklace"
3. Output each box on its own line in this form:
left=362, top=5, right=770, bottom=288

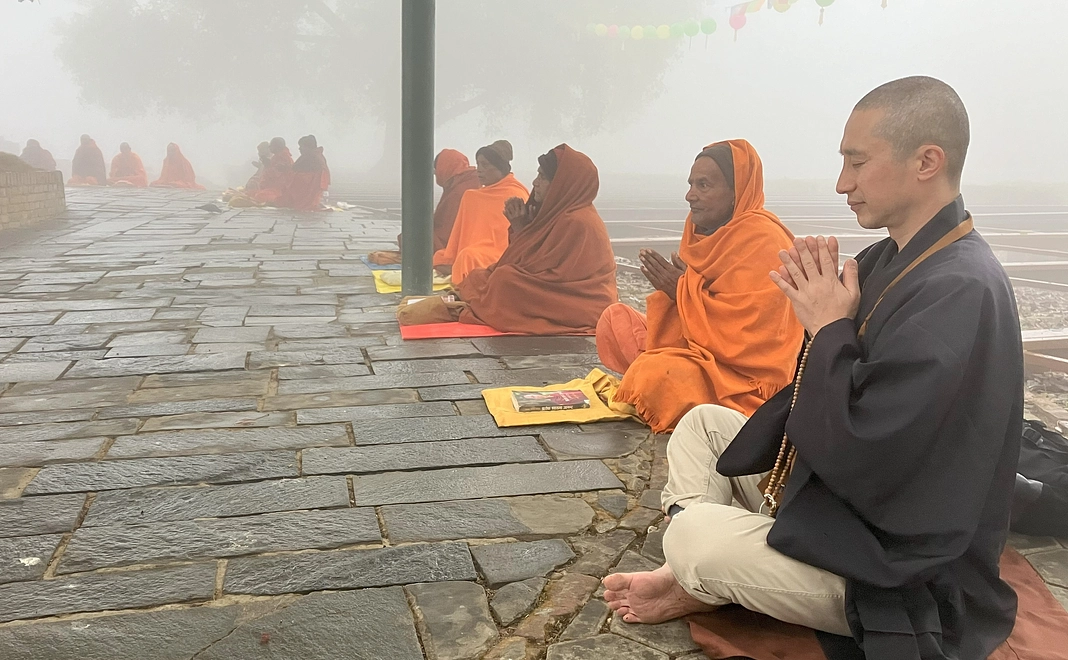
left=762, top=338, right=812, bottom=517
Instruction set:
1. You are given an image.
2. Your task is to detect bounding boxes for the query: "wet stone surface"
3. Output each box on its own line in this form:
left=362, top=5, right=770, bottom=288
left=472, top=539, right=577, bottom=588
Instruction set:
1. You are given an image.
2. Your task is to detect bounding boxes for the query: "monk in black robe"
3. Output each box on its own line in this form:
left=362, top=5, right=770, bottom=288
left=604, top=76, right=1023, bottom=660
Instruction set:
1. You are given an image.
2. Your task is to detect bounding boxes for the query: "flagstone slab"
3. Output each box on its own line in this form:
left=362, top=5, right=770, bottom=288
left=0, top=361, right=71, bottom=382
left=126, top=381, right=268, bottom=403
left=0, top=533, right=62, bottom=583
left=137, top=410, right=292, bottom=433
left=66, top=353, right=247, bottom=378
left=277, top=371, right=469, bottom=395
left=353, top=460, right=624, bottom=506
left=0, top=493, right=86, bottom=538
left=24, top=450, right=298, bottom=494
left=546, top=634, right=667, bottom=660
left=139, top=369, right=270, bottom=389
left=192, top=326, right=270, bottom=343
left=108, top=424, right=348, bottom=459
left=348, top=414, right=528, bottom=445
left=491, top=577, right=547, bottom=627
left=418, top=384, right=490, bottom=401
left=5, top=350, right=107, bottom=364
left=407, top=581, right=499, bottom=660
left=472, top=367, right=592, bottom=387
left=472, top=540, right=576, bottom=588
left=277, top=363, right=372, bottom=379
left=0, top=437, right=106, bottom=468
left=609, top=613, right=702, bottom=656
left=0, top=390, right=129, bottom=414
left=264, top=388, right=419, bottom=411
left=0, top=419, right=139, bottom=444
left=367, top=342, right=482, bottom=361
left=471, top=337, right=598, bottom=357
left=57, top=308, right=156, bottom=325
left=83, top=475, right=349, bottom=527
left=371, top=357, right=504, bottom=374
left=223, top=541, right=477, bottom=596
left=0, top=409, right=95, bottom=427
left=60, top=508, right=380, bottom=573
left=0, top=562, right=216, bottom=623
left=304, top=437, right=549, bottom=476
left=8, top=375, right=143, bottom=397
left=298, top=401, right=456, bottom=424
left=105, top=343, right=191, bottom=358
left=96, top=397, right=259, bottom=420
left=248, top=348, right=369, bottom=368
left=381, top=495, right=595, bottom=543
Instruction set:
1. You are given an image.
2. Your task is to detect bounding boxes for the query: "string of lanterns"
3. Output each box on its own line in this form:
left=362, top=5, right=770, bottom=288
left=584, top=0, right=886, bottom=42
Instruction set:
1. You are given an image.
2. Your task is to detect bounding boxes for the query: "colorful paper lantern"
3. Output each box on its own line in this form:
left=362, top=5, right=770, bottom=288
left=631, top=25, right=644, bottom=40
left=656, top=24, right=671, bottom=39
left=670, top=22, right=686, bottom=38
left=595, top=23, right=608, bottom=36
left=700, top=18, right=718, bottom=34
left=619, top=25, right=631, bottom=39
left=729, top=13, right=746, bottom=31
left=684, top=19, right=701, bottom=37
left=585, top=23, right=597, bottom=35
left=643, top=25, right=657, bottom=39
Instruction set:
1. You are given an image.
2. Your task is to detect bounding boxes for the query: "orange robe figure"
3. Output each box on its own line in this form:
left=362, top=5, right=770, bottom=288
left=432, top=150, right=481, bottom=252
left=433, top=173, right=528, bottom=285
left=68, top=136, right=107, bottom=186
left=605, top=139, right=804, bottom=433
left=151, top=143, right=205, bottom=189
left=20, top=140, right=56, bottom=171
left=457, top=145, right=618, bottom=335
left=253, top=148, right=294, bottom=205
left=107, top=146, right=148, bottom=187
left=282, top=137, right=330, bottom=211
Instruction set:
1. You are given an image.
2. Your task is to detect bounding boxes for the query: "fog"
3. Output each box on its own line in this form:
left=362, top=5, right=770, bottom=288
left=2, top=0, right=1066, bottom=197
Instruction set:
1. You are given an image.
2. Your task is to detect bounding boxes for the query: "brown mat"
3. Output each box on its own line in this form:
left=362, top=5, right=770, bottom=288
left=687, top=548, right=1068, bottom=660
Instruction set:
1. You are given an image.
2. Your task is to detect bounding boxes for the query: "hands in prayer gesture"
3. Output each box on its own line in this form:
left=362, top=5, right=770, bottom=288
left=503, top=196, right=532, bottom=228
left=640, top=249, right=687, bottom=300
left=770, top=236, right=861, bottom=336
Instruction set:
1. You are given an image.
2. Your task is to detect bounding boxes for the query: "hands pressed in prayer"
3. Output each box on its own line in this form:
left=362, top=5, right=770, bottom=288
left=503, top=196, right=531, bottom=227
left=770, top=235, right=860, bottom=337
left=640, top=249, right=687, bottom=300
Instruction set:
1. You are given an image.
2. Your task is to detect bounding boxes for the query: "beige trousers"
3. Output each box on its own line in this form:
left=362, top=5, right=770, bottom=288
left=660, top=404, right=851, bottom=636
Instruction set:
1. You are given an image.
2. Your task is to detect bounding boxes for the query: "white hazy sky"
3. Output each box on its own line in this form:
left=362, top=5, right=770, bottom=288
left=2, top=0, right=1066, bottom=188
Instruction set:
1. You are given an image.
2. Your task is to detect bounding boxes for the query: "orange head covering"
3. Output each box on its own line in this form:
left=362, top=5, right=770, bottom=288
left=457, top=144, right=618, bottom=334
left=151, top=143, right=205, bottom=189
left=613, top=139, right=804, bottom=433
left=435, top=149, right=473, bottom=187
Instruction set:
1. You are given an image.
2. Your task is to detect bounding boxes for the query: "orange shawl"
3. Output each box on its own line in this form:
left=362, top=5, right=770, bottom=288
left=282, top=147, right=329, bottom=211
left=108, top=151, right=148, bottom=187
left=615, top=139, right=803, bottom=433
left=457, top=144, right=618, bottom=335
left=432, top=173, right=528, bottom=285
left=69, top=140, right=106, bottom=186
left=433, top=150, right=481, bottom=252
left=252, top=148, right=294, bottom=204
left=151, top=143, right=205, bottom=190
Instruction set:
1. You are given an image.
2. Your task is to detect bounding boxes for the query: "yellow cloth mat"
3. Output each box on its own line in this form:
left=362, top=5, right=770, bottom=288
left=482, top=368, right=640, bottom=427
left=372, top=270, right=451, bottom=294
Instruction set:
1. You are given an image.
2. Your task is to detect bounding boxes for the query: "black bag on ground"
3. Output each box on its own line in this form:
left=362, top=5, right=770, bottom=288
left=1011, top=419, right=1068, bottom=538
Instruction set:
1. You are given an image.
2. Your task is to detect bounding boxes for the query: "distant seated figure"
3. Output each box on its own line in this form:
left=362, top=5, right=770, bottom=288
left=107, top=142, right=148, bottom=188
left=244, top=141, right=272, bottom=192
left=432, top=139, right=528, bottom=285
left=150, top=143, right=205, bottom=189
left=19, top=139, right=56, bottom=171
left=597, top=140, right=803, bottom=433
left=280, top=135, right=330, bottom=211
left=251, top=137, right=294, bottom=205
left=68, top=134, right=107, bottom=186
left=394, top=148, right=481, bottom=258
left=455, top=144, right=618, bottom=334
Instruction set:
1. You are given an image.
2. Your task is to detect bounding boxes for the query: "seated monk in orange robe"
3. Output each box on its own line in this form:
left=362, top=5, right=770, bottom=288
left=252, top=137, right=294, bottom=205
left=394, top=149, right=481, bottom=257
left=68, top=134, right=107, bottom=186
left=151, top=143, right=205, bottom=189
left=20, top=139, right=56, bottom=171
left=433, top=139, right=528, bottom=285
left=280, top=135, right=330, bottom=211
left=597, top=140, right=803, bottom=433
left=107, top=142, right=148, bottom=187
left=244, top=141, right=272, bottom=192
left=456, top=144, right=618, bottom=334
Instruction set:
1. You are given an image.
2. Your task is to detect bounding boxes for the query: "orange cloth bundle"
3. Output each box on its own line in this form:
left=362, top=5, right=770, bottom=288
left=108, top=150, right=148, bottom=187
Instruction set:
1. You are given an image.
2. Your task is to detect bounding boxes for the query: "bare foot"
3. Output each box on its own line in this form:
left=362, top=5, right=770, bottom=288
left=602, top=564, right=715, bottom=624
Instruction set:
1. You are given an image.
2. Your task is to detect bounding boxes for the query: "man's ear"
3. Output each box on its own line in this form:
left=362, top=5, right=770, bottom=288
left=915, top=144, right=947, bottom=183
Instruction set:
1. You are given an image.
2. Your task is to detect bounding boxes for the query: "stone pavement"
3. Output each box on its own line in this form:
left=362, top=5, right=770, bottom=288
left=0, top=187, right=1063, bottom=660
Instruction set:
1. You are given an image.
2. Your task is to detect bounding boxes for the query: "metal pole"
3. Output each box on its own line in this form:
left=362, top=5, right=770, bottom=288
left=400, top=0, right=435, bottom=296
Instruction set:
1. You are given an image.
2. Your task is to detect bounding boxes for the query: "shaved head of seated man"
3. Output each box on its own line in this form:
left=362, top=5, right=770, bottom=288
left=597, top=140, right=803, bottom=433
left=604, top=76, right=1023, bottom=660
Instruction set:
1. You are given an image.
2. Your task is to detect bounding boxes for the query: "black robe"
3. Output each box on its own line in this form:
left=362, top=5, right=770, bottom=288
left=719, top=197, right=1023, bottom=660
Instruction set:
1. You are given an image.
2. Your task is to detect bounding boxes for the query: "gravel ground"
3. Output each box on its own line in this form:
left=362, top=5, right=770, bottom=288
left=1014, top=287, right=1068, bottom=331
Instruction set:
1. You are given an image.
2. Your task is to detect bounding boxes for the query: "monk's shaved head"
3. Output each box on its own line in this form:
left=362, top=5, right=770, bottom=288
left=854, top=76, right=969, bottom=185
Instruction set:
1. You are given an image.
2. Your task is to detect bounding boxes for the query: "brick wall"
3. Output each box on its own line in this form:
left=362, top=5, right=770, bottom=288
left=0, top=170, right=66, bottom=231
